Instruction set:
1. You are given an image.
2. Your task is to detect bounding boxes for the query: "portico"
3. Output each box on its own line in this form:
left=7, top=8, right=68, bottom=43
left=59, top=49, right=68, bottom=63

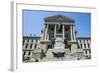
left=42, top=22, right=76, bottom=41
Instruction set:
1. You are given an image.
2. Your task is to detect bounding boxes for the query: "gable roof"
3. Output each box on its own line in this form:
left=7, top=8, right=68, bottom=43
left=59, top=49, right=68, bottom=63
left=44, top=14, right=74, bottom=23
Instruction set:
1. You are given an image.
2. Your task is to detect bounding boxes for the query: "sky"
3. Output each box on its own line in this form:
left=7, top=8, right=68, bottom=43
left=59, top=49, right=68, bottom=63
left=23, top=10, right=91, bottom=37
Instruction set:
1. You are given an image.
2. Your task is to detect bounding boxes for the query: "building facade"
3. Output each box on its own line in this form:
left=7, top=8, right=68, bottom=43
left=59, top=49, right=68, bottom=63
left=23, top=15, right=91, bottom=62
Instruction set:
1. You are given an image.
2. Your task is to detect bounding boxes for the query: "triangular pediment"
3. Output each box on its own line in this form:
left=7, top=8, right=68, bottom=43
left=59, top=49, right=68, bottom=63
left=44, top=14, right=74, bottom=22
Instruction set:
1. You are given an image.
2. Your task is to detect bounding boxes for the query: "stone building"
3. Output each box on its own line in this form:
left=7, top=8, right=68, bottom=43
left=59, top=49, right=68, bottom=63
left=22, top=15, right=91, bottom=62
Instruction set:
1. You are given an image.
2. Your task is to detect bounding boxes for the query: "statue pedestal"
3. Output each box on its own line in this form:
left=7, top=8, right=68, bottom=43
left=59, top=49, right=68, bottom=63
left=46, top=37, right=66, bottom=59
left=53, top=37, right=65, bottom=52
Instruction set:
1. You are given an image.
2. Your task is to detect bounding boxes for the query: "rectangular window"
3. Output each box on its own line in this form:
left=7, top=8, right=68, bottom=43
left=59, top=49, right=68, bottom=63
left=80, top=44, right=82, bottom=48
left=85, top=51, right=87, bottom=54
left=89, top=50, right=91, bottom=54
left=28, top=52, right=31, bottom=55
left=23, top=52, right=26, bottom=55
left=30, top=44, right=33, bottom=49
left=87, top=40, right=88, bottom=43
left=88, top=44, right=90, bottom=48
left=31, top=40, right=33, bottom=43
left=83, top=40, right=85, bottom=43
left=84, top=44, right=86, bottom=48
left=34, top=44, right=37, bottom=49
left=25, top=44, right=28, bottom=48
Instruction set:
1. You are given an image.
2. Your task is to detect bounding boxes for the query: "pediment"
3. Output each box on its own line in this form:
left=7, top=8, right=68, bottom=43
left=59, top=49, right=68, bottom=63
left=44, top=14, right=74, bottom=23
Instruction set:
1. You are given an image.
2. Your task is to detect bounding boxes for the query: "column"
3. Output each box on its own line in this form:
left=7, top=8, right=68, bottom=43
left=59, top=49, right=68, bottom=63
left=42, top=27, right=46, bottom=40
left=44, top=24, right=48, bottom=40
left=41, top=28, right=45, bottom=40
left=54, top=24, right=56, bottom=38
left=63, top=24, right=65, bottom=39
left=72, top=26, right=76, bottom=40
left=70, top=25, right=73, bottom=40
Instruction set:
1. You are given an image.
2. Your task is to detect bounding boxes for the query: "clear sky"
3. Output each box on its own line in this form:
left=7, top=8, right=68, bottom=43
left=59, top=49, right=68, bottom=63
left=23, top=10, right=91, bottom=37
